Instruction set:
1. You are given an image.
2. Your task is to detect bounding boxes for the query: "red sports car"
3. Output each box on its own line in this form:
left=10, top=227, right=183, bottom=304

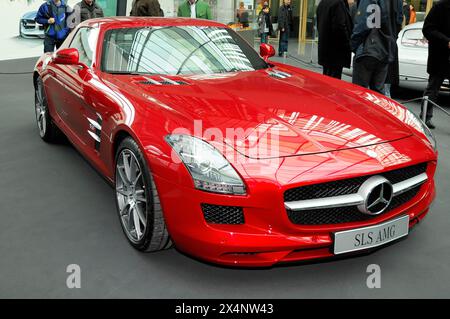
left=33, top=17, right=437, bottom=267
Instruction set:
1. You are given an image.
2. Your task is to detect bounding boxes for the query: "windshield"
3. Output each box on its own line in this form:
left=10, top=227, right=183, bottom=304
left=101, top=26, right=268, bottom=75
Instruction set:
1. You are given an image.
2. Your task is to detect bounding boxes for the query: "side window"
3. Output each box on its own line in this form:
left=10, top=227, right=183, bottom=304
left=69, top=27, right=99, bottom=66
left=401, top=29, right=428, bottom=48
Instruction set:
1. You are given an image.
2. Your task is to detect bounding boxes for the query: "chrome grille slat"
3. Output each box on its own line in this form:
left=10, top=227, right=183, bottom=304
left=284, top=163, right=428, bottom=225
left=285, top=173, right=428, bottom=211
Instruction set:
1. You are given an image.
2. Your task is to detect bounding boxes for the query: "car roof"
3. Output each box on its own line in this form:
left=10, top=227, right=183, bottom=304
left=82, top=17, right=227, bottom=29
left=403, top=21, right=424, bottom=30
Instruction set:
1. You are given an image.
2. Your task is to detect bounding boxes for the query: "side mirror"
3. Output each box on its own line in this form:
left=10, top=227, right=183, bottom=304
left=53, top=48, right=80, bottom=65
left=260, top=43, right=275, bottom=62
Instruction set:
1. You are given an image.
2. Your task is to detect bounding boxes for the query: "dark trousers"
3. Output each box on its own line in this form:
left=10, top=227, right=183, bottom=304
left=44, top=35, right=64, bottom=53
left=421, top=73, right=448, bottom=121
left=352, top=56, right=389, bottom=95
left=278, top=30, right=289, bottom=56
left=323, top=66, right=343, bottom=79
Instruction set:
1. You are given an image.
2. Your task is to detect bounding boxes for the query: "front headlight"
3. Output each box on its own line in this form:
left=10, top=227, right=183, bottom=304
left=166, top=134, right=246, bottom=195
left=406, top=110, right=437, bottom=151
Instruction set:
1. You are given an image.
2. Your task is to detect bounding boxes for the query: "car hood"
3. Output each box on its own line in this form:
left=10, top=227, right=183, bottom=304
left=110, top=68, right=413, bottom=159
left=22, top=11, right=37, bottom=20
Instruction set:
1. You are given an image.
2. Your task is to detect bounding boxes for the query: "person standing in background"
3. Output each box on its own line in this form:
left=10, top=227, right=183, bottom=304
left=35, top=0, right=70, bottom=53
left=351, top=0, right=395, bottom=94
left=384, top=0, right=404, bottom=98
left=402, top=0, right=410, bottom=26
left=257, top=3, right=273, bottom=44
left=237, top=2, right=250, bottom=28
left=316, top=0, right=353, bottom=79
left=72, top=0, right=104, bottom=25
left=348, top=0, right=358, bottom=22
left=178, top=0, right=212, bottom=20
left=277, top=0, right=293, bottom=57
left=409, top=4, right=416, bottom=24
left=130, top=0, right=163, bottom=17
left=420, top=0, right=450, bottom=129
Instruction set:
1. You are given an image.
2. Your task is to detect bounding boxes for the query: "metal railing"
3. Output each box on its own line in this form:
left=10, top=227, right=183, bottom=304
left=400, top=96, right=450, bottom=122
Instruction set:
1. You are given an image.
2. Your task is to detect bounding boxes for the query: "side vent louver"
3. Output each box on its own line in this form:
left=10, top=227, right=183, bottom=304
left=267, top=70, right=292, bottom=79
left=140, top=76, right=188, bottom=86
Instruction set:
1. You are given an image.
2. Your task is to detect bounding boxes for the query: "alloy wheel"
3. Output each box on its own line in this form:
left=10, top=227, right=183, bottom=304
left=115, top=149, right=148, bottom=243
left=35, top=80, right=47, bottom=138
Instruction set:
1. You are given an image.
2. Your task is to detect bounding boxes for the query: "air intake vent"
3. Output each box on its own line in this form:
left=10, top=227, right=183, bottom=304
left=201, top=204, right=244, bottom=224
left=267, top=70, right=291, bottom=79
left=140, top=76, right=188, bottom=86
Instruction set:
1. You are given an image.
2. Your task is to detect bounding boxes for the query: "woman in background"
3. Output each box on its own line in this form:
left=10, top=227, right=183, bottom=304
left=409, top=4, right=417, bottom=24
left=237, top=2, right=250, bottom=28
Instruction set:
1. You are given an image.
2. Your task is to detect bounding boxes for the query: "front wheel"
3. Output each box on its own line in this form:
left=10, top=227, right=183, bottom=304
left=34, top=77, right=60, bottom=142
left=115, top=137, right=173, bottom=252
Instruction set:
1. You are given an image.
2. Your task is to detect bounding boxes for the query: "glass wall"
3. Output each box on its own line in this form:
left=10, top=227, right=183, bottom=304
left=175, top=0, right=218, bottom=20
left=97, top=0, right=118, bottom=17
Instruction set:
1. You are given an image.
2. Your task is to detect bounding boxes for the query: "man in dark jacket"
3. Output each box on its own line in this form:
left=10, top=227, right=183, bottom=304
left=74, top=0, right=104, bottom=24
left=130, top=0, right=163, bottom=17
left=317, top=0, right=353, bottom=79
left=421, top=0, right=450, bottom=129
left=277, top=0, right=293, bottom=57
left=351, top=0, right=395, bottom=94
left=384, top=0, right=403, bottom=97
left=35, top=0, right=70, bottom=53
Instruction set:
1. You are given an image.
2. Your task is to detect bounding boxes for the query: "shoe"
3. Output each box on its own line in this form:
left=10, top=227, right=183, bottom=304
left=425, top=120, right=436, bottom=129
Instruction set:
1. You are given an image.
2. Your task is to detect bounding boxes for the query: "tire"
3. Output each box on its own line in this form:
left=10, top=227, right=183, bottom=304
left=34, top=77, right=61, bottom=143
left=114, top=137, right=173, bottom=252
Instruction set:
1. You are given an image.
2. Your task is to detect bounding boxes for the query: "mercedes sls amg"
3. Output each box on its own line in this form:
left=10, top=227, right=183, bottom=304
left=33, top=18, right=437, bottom=267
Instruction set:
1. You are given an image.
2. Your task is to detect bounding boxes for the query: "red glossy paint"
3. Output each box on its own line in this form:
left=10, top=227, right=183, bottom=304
left=34, top=18, right=438, bottom=267
left=53, top=48, right=80, bottom=65
left=260, top=43, right=275, bottom=62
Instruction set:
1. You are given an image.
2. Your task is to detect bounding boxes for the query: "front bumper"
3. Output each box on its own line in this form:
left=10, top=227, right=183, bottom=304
left=152, top=161, right=436, bottom=267
left=20, top=21, right=44, bottom=38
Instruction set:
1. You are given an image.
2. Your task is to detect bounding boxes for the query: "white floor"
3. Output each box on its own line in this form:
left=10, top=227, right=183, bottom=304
left=0, top=0, right=44, bottom=61
left=1, top=36, right=43, bottom=61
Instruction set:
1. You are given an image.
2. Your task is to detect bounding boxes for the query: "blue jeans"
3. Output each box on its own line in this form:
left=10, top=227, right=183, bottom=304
left=44, top=35, right=63, bottom=53
left=352, top=56, right=388, bottom=95
left=261, top=32, right=269, bottom=44
left=278, top=30, right=289, bottom=56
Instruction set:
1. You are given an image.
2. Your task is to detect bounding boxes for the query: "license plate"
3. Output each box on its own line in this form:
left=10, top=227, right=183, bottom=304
left=333, top=215, right=409, bottom=255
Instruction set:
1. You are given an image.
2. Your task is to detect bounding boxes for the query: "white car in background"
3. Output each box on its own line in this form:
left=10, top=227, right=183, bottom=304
left=19, top=11, right=44, bottom=39
left=398, top=22, right=430, bottom=91
left=345, top=22, right=449, bottom=92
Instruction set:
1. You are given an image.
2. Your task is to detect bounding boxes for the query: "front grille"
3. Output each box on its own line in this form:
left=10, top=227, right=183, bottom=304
left=287, top=186, right=421, bottom=225
left=284, top=163, right=427, bottom=202
left=202, top=204, right=244, bottom=225
left=285, top=163, right=427, bottom=226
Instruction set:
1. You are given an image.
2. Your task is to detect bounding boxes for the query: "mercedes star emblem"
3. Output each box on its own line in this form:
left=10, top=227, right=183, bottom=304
left=357, top=176, right=393, bottom=215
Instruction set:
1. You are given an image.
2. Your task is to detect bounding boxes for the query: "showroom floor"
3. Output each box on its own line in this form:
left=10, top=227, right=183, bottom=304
left=0, top=57, right=449, bottom=298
